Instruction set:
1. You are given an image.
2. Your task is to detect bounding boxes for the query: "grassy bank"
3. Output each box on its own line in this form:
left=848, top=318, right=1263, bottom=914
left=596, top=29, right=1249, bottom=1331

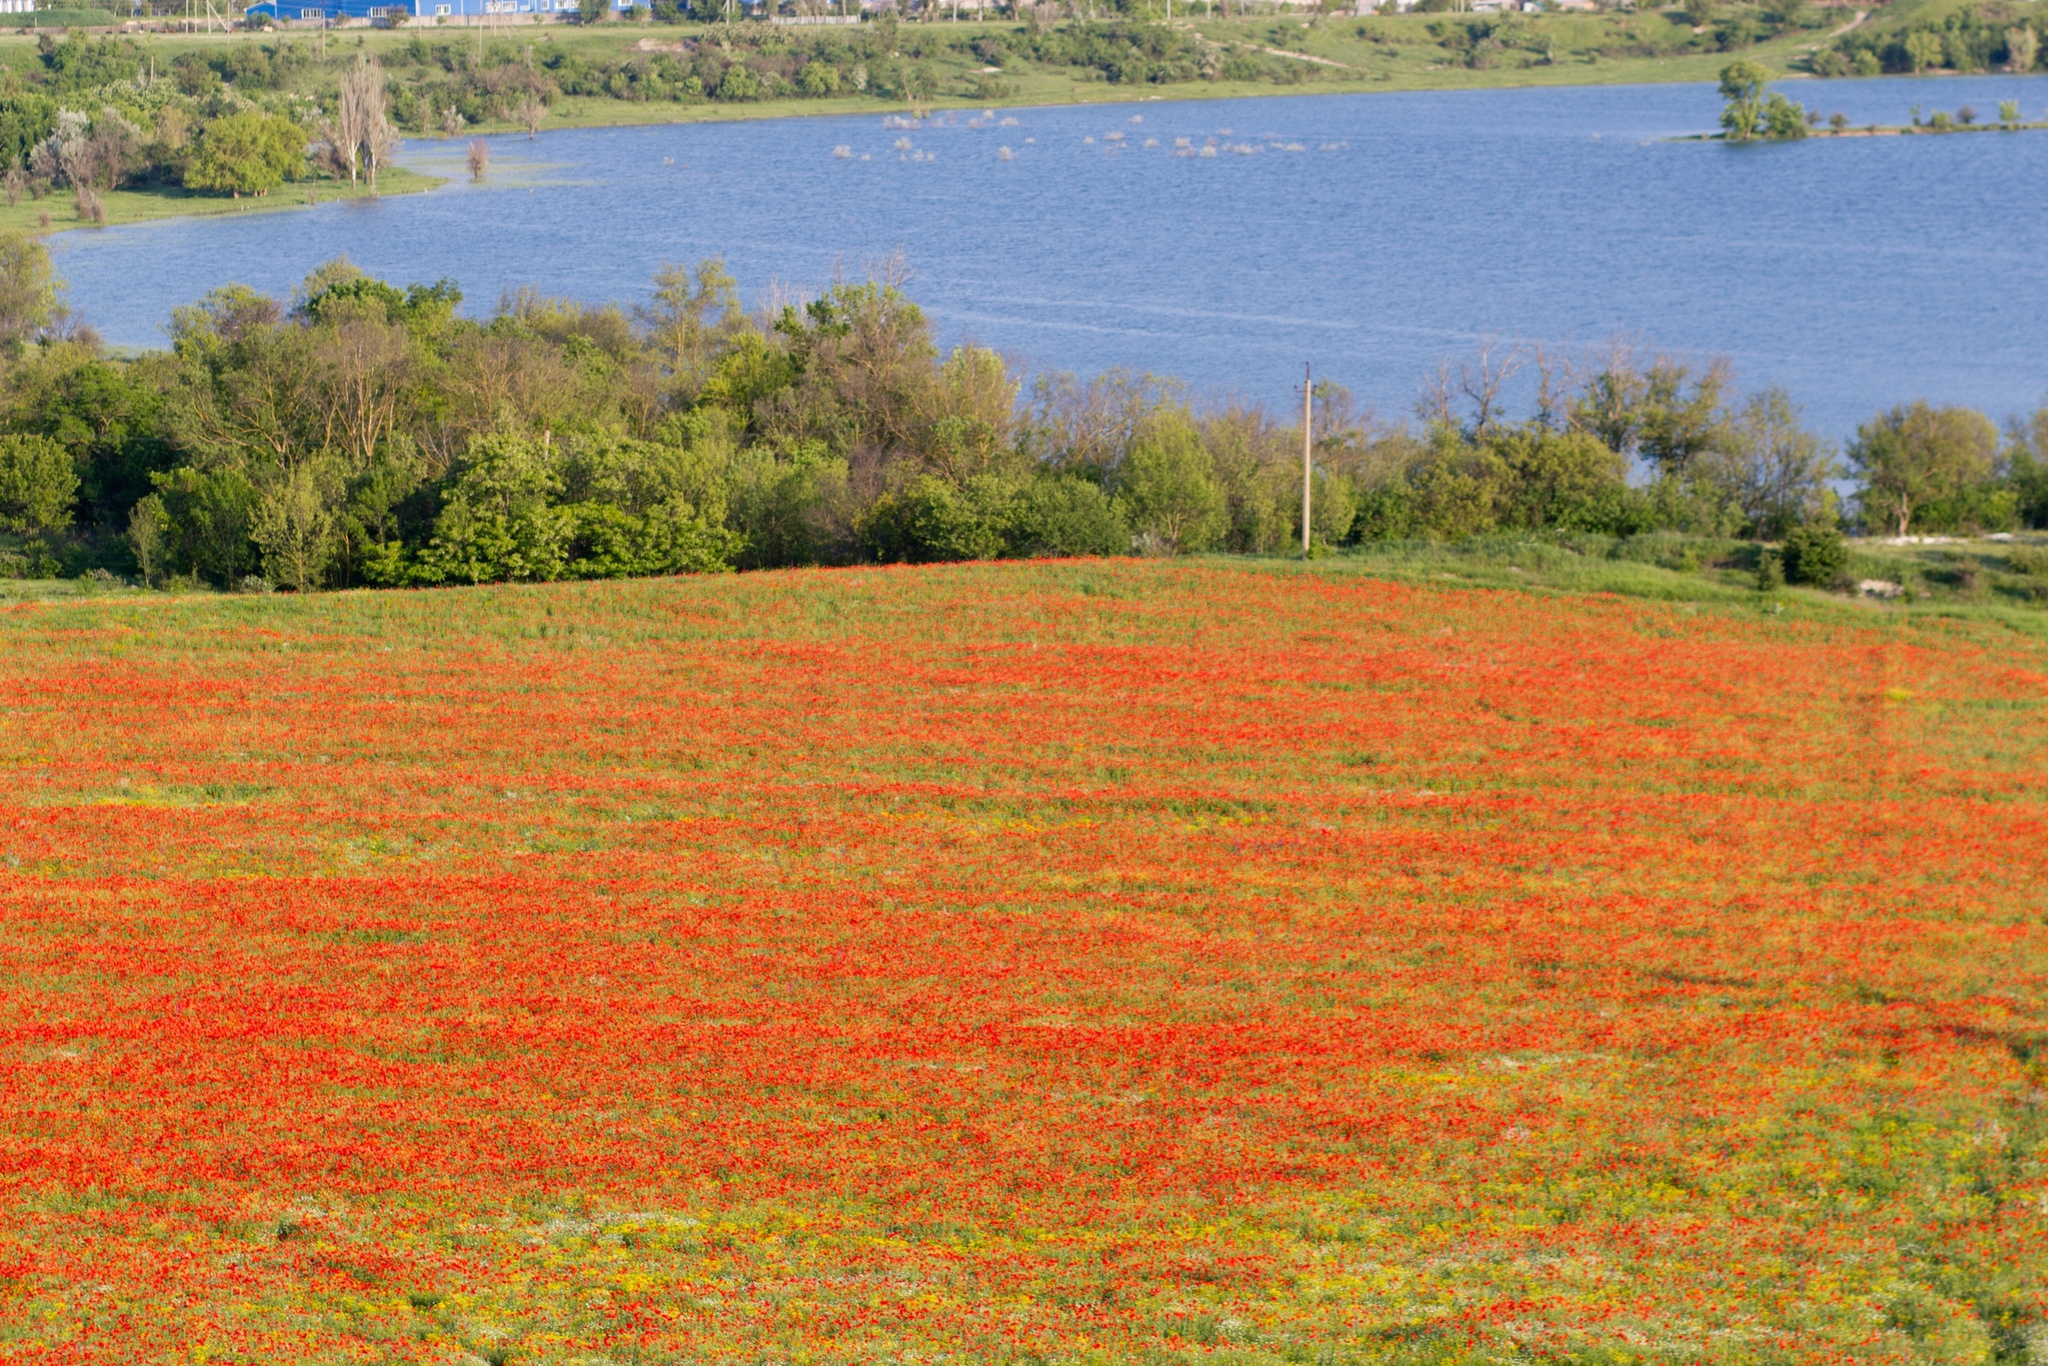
left=0, top=164, right=441, bottom=235
left=1291, top=530, right=2048, bottom=638
left=27, top=532, right=2048, bottom=641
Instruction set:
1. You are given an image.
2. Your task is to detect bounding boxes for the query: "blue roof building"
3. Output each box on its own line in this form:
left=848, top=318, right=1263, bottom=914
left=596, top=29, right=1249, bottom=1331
left=244, top=0, right=633, bottom=21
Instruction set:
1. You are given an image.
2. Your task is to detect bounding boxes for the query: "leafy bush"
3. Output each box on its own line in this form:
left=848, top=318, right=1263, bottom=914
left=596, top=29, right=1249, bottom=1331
left=2005, top=545, right=2048, bottom=578
left=1755, top=547, right=1784, bottom=590
left=0, top=432, right=76, bottom=534
left=1012, top=475, right=1128, bottom=558
left=1781, top=520, right=1846, bottom=586
left=183, top=111, right=305, bottom=197
left=857, top=474, right=1016, bottom=564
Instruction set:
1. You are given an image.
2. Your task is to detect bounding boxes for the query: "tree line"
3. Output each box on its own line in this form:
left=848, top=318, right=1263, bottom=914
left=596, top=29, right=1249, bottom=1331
left=0, top=239, right=2041, bottom=591
left=0, top=36, right=410, bottom=211
left=1812, top=1, right=2045, bottom=77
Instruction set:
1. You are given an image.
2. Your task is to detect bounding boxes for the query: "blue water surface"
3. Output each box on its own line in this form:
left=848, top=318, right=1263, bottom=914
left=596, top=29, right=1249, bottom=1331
left=51, top=74, right=2048, bottom=437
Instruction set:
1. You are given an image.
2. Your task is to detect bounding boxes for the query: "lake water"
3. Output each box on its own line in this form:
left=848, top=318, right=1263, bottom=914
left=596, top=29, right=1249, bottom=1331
left=52, top=74, right=2048, bottom=437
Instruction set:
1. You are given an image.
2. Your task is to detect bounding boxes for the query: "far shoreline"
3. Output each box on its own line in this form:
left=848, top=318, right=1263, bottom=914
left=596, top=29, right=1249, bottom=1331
left=40, top=57, right=2048, bottom=238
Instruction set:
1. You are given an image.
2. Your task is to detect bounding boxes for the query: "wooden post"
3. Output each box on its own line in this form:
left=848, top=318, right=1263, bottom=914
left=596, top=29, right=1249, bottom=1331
left=1300, top=362, right=1312, bottom=557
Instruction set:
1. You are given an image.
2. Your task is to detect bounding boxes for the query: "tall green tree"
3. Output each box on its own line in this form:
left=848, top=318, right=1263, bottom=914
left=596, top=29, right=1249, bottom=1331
left=1718, top=60, right=1770, bottom=140
left=1719, top=60, right=1805, bottom=140
left=0, top=433, right=77, bottom=534
left=1848, top=402, right=2003, bottom=536
left=1117, top=409, right=1224, bottom=553
left=0, top=231, right=57, bottom=355
left=1691, top=388, right=1838, bottom=538
left=637, top=259, right=744, bottom=401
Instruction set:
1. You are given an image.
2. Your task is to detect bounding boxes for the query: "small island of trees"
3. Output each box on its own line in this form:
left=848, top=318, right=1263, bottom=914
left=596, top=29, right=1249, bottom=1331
left=1712, top=59, right=2048, bottom=142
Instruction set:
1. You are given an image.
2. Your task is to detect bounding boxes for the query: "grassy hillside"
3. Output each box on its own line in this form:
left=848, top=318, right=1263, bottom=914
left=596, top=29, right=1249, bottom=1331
left=0, top=558, right=2042, bottom=1362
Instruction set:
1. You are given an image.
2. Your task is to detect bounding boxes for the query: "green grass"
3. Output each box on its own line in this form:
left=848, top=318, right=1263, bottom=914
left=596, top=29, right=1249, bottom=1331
left=0, top=165, right=441, bottom=235
left=3, top=10, right=120, bottom=27
left=25, top=530, right=2048, bottom=638
left=1255, top=531, right=2048, bottom=639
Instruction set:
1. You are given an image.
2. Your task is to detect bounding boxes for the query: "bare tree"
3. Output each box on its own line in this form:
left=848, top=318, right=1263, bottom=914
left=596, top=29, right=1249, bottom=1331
left=514, top=93, right=547, bottom=139
left=1023, top=367, right=1172, bottom=477
left=466, top=138, right=490, bottom=181
left=334, top=58, right=371, bottom=186
left=310, top=122, right=355, bottom=183
left=316, top=57, right=398, bottom=190
left=364, top=115, right=400, bottom=190
left=1456, top=336, right=1527, bottom=437
left=1531, top=342, right=1577, bottom=431
left=1415, top=357, right=1455, bottom=428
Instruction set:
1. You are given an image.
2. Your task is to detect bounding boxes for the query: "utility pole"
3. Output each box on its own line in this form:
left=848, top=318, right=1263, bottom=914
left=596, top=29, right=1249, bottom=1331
left=1300, top=362, right=1313, bottom=557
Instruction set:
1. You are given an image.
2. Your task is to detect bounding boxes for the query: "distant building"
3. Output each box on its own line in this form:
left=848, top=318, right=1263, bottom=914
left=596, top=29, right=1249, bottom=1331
left=244, top=0, right=610, bottom=21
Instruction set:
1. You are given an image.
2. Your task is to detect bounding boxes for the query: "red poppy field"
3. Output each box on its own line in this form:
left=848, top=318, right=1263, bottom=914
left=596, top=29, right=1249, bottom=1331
left=0, top=560, right=2044, bottom=1365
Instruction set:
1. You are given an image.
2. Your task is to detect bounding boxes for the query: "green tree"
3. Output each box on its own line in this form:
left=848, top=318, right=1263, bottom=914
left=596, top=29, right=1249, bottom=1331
left=0, top=230, right=57, bottom=354
left=1691, top=388, right=1837, bottom=538
left=856, top=473, right=1017, bottom=563
left=251, top=463, right=339, bottom=592
left=127, top=494, right=167, bottom=586
left=2003, top=408, right=2048, bottom=527
left=418, top=433, right=571, bottom=584
left=1904, top=30, right=1944, bottom=73
left=2006, top=28, right=2039, bottom=74
left=797, top=61, right=840, bottom=96
left=148, top=466, right=260, bottom=585
left=1718, top=60, right=1770, bottom=140
left=1570, top=353, right=1731, bottom=471
left=1486, top=425, right=1630, bottom=531
left=184, top=111, right=306, bottom=198
left=1117, top=410, right=1224, bottom=553
left=1719, top=60, right=1806, bottom=140
left=725, top=443, right=852, bottom=570
left=637, top=259, right=743, bottom=400
left=715, top=62, right=762, bottom=101
left=1010, top=475, right=1128, bottom=557
left=1848, top=402, right=2002, bottom=536
left=1761, top=92, right=1809, bottom=140
left=0, top=432, right=77, bottom=534
left=580, top=0, right=609, bottom=22
left=1755, top=548, right=1785, bottom=591
left=555, top=432, right=741, bottom=576
left=0, top=94, right=56, bottom=173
